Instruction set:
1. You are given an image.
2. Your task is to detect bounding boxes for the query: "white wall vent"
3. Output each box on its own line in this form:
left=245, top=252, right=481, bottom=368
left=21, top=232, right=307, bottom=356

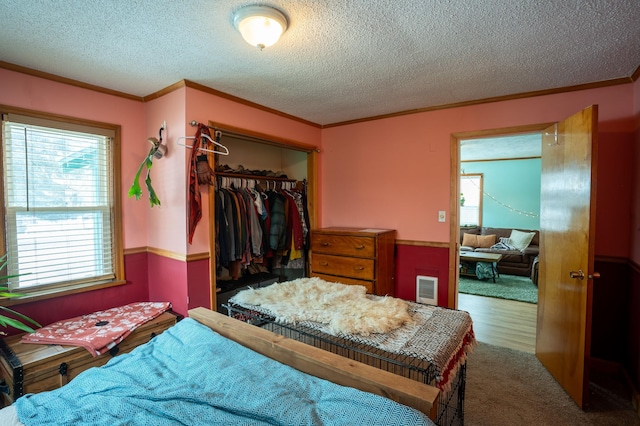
left=416, top=275, right=438, bottom=305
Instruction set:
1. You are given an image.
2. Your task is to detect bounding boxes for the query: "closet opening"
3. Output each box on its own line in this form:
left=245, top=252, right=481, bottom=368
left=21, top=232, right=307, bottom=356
left=206, top=122, right=318, bottom=312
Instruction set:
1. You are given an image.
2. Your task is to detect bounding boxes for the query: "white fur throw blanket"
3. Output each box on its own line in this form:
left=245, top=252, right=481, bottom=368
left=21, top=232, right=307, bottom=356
left=231, top=277, right=413, bottom=336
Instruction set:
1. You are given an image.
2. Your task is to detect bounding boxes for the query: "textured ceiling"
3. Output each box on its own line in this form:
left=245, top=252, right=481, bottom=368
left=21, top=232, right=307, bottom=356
left=461, top=134, right=541, bottom=162
left=1, top=1, right=639, bottom=126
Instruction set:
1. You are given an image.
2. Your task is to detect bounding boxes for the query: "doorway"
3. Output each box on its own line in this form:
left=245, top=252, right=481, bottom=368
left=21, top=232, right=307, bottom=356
left=451, top=107, right=599, bottom=408
left=453, top=130, right=543, bottom=352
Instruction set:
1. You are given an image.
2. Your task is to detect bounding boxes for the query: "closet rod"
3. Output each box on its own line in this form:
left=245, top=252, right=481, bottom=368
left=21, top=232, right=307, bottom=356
left=216, top=172, right=297, bottom=182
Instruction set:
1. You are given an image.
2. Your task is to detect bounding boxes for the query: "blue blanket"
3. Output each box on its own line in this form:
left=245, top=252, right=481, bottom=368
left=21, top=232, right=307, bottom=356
left=15, top=318, right=434, bottom=425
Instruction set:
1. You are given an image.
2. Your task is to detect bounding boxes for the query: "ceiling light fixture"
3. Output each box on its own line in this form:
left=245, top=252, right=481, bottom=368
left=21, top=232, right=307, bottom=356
left=233, top=5, right=288, bottom=50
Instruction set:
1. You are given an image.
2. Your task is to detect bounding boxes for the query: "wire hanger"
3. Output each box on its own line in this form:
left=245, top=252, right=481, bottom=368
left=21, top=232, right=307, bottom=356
left=176, top=131, right=229, bottom=155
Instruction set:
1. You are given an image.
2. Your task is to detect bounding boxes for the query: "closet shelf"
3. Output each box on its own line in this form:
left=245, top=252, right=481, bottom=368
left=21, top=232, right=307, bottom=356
left=215, top=171, right=297, bottom=182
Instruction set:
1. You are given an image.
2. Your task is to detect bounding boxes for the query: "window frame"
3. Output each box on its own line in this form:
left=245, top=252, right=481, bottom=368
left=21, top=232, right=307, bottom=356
left=459, top=173, right=483, bottom=227
left=0, top=105, right=125, bottom=306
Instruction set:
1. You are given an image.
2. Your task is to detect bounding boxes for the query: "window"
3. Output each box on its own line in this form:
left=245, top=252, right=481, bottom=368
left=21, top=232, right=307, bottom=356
left=460, top=174, right=482, bottom=226
left=1, top=109, right=123, bottom=297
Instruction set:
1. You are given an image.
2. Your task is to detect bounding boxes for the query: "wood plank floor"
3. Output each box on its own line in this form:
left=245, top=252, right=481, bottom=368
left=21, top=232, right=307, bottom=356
left=458, top=293, right=537, bottom=353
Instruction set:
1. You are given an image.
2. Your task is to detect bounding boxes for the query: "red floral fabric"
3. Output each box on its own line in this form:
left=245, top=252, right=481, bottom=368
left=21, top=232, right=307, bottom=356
left=21, top=302, right=171, bottom=357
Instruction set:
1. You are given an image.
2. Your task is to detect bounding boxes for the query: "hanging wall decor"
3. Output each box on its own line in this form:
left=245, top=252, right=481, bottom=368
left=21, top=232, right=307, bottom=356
left=128, top=123, right=165, bottom=207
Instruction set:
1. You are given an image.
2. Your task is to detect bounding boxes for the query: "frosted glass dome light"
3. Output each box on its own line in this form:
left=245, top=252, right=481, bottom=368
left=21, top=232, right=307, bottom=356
left=233, top=5, right=288, bottom=50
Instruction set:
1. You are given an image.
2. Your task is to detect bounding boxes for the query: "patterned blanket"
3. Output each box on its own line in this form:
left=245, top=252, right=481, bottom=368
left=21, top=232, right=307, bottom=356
left=231, top=289, right=476, bottom=392
left=490, top=236, right=520, bottom=251
left=20, top=302, right=171, bottom=356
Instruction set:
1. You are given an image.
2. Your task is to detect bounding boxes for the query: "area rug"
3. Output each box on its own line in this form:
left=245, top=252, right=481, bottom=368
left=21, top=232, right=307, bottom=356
left=459, top=274, right=538, bottom=304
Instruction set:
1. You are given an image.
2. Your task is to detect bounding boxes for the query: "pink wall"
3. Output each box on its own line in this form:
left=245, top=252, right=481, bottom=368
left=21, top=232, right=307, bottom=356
left=144, top=89, right=189, bottom=254
left=0, top=69, right=153, bottom=331
left=184, top=87, right=321, bottom=254
left=0, top=66, right=637, bottom=325
left=141, top=87, right=323, bottom=315
left=0, top=71, right=322, bottom=323
left=320, top=83, right=636, bottom=302
left=176, top=87, right=322, bottom=312
left=0, top=68, right=149, bottom=249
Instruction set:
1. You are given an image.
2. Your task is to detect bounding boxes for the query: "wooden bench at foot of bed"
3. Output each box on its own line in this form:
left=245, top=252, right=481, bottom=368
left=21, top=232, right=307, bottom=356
left=189, top=307, right=440, bottom=420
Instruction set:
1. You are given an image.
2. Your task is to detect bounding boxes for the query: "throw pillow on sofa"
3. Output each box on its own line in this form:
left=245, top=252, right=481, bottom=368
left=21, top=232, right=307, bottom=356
left=509, top=229, right=536, bottom=251
left=462, top=232, right=479, bottom=248
left=477, top=234, right=496, bottom=248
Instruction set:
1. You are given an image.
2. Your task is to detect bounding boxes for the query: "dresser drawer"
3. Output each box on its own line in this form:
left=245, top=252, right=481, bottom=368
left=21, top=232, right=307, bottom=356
left=311, top=234, right=375, bottom=258
left=311, top=253, right=374, bottom=280
left=310, top=273, right=374, bottom=294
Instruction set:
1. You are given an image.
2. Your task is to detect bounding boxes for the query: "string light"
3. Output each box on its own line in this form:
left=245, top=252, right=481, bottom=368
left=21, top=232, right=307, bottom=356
left=461, top=173, right=539, bottom=218
left=482, top=191, right=539, bottom=218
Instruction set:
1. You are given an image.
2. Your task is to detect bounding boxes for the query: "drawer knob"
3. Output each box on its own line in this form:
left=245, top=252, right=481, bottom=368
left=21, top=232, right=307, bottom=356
left=320, top=262, right=329, bottom=266
left=354, top=266, right=365, bottom=271
left=321, top=242, right=330, bottom=246
left=355, top=244, right=365, bottom=249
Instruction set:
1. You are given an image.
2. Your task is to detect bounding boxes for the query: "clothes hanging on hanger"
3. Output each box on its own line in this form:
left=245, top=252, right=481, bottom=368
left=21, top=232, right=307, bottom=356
left=188, top=124, right=216, bottom=243
left=215, top=177, right=309, bottom=281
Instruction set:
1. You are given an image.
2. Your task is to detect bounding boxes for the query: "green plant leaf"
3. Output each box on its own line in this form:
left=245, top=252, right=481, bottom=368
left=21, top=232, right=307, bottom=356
left=127, top=158, right=146, bottom=200
left=0, top=254, right=41, bottom=333
left=144, top=155, right=161, bottom=207
left=0, top=291, right=25, bottom=298
left=128, top=147, right=161, bottom=207
left=0, top=306, right=40, bottom=327
left=0, top=315, right=37, bottom=333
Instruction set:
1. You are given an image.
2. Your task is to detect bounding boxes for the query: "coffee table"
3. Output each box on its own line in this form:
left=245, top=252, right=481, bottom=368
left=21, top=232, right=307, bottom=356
left=459, top=251, right=503, bottom=283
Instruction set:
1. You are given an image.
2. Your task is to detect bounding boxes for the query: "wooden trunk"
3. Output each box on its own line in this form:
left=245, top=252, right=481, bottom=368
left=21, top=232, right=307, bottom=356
left=0, top=311, right=177, bottom=406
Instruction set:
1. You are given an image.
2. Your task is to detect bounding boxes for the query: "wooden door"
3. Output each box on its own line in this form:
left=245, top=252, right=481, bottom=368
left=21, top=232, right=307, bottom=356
left=536, top=105, right=598, bottom=408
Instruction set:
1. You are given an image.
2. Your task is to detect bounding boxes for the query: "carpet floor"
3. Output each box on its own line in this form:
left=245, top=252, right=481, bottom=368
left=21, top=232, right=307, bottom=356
left=459, top=273, right=538, bottom=304
left=465, top=343, right=640, bottom=425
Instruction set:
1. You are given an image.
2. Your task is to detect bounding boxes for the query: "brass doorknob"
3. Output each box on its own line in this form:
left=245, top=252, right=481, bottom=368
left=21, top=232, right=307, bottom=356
left=569, top=270, right=584, bottom=280
left=569, top=270, right=601, bottom=280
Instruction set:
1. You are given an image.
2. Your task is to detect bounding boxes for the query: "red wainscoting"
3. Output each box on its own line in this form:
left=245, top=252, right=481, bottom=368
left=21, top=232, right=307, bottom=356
left=395, top=244, right=450, bottom=306
left=627, top=262, right=640, bottom=392
left=591, top=259, right=631, bottom=364
left=146, top=252, right=189, bottom=317
left=592, top=258, right=640, bottom=397
left=186, top=258, right=213, bottom=312
left=3, top=252, right=150, bottom=337
left=146, top=253, right=212, bottom=317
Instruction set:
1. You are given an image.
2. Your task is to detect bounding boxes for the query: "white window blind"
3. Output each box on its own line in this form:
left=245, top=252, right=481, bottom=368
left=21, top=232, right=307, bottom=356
left=2, top=113, right=116, bottom=292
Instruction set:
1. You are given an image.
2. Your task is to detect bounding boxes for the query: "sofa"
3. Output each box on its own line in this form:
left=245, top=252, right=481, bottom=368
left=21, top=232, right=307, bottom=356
left=460, top=227, right=540, bottom=277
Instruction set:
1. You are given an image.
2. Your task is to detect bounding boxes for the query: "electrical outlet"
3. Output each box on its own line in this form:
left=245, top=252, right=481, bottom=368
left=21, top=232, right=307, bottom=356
left=438, top=211, right=446, bottom=222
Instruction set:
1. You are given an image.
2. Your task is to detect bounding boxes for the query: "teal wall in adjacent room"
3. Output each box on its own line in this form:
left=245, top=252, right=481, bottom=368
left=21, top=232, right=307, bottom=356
left=461, top=158, right=540, bottom=230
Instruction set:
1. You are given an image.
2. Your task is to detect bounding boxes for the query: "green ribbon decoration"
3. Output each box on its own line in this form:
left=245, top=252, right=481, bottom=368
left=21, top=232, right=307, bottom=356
left=128, top=145, right=161, bottom=207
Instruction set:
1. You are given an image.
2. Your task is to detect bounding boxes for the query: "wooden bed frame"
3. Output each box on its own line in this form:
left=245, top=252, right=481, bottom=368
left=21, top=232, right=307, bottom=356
left=189, top=307, right=440, bottom=420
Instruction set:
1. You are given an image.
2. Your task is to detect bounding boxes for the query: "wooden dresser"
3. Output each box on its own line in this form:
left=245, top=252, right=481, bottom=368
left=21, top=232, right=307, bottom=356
left=310, top=227, right=396, bottom=296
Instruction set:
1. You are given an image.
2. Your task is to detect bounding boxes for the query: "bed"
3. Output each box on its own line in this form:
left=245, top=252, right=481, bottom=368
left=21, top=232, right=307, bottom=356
left=0, top=308, right=439, bottom=426
left=225, top=278, right=476, bottom=426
